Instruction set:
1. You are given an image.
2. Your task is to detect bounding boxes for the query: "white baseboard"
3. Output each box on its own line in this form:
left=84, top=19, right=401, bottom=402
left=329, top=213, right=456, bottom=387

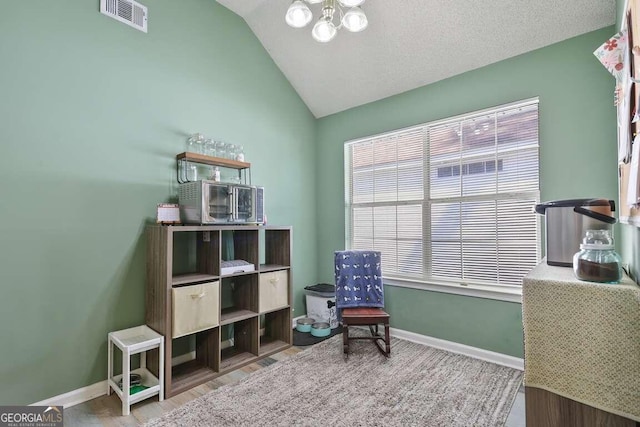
left=171, top=337, right=236, bottom=367
left=390, top=327, right=524, bottom=371
left=293, top=315, right=523, bottom=370
left=31, top=381, right=107, bottom=409
left=32, top=322, right=522, bottom=409
left=33, top=339, right=235, bottom=408
left=171, top=351, right=196, bottom=367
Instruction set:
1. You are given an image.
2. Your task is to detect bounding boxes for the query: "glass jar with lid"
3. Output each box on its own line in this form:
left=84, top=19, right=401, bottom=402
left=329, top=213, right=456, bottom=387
left=186, top=133, right=205, bottom=154
left=216, top=141, right=229, bottom=159
left=203, top=138, right=216, bottom=157
left=236, top=145, right=245, bottom=162
left=572, top=229, right=622, bottom=283
left=226, top=143, right=236, bottom=159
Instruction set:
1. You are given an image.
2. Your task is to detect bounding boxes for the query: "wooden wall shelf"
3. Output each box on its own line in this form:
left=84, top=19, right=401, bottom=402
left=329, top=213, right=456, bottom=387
left=176, top=152, right=251, bottom=169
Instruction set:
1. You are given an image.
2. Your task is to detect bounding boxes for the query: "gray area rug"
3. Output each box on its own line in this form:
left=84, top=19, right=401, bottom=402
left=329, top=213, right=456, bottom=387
left=145, top=334, right=523, bottom=427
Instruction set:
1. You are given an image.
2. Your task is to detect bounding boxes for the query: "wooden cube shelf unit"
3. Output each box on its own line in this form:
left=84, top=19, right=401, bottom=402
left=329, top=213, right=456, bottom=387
left=146, top=225, right=292, bottom=397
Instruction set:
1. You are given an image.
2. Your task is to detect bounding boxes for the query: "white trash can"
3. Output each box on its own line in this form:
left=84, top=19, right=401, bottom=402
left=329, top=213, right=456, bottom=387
left=304, top=283, right=338, bottom=329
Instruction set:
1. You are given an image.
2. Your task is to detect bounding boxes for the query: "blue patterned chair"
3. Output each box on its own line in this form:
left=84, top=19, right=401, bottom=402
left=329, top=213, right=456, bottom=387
left=334, top=250, right=390, bottom=357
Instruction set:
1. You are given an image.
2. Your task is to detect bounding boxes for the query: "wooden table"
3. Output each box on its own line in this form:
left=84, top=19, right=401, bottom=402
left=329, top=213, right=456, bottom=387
left=522, top=261, right=640, bottom=427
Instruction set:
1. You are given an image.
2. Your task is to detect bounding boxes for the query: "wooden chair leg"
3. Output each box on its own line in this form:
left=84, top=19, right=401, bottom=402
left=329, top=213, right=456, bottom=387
left=367, top=322, right=391, bottom=358
left=384, top=322, right=390, bottom=356
left=342, top=324, right=349, bottom=355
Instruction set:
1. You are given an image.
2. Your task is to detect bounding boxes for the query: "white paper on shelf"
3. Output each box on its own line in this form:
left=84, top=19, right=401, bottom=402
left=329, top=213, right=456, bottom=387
left=618, top=77, right=633, bottom=163
left=627, top=135, right=640, bottom=206
left=220, top=260, right=255, bottom=275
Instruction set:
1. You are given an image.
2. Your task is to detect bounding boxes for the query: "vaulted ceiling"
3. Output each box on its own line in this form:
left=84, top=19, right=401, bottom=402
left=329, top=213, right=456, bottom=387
left=217, top=0, right=616, bottom=118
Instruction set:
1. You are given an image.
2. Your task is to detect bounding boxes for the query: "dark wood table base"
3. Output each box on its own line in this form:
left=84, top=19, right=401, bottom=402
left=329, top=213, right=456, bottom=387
left=525, top=386, right=638, bottom=427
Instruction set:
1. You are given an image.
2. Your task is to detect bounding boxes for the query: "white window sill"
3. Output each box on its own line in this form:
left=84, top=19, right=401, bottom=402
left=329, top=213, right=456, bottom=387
left=384, top=277, right=523, bottom=303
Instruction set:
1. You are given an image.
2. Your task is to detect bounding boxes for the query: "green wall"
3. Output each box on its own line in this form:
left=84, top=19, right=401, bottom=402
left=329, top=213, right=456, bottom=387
left=0, top=1, right=316, bottom=404
left=315, top=27, right=617, bottom=358
left=617, top=0, right=626, bottom=28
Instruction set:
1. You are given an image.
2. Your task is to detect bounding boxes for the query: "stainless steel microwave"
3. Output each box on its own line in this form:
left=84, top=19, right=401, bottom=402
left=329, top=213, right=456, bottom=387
left=178, top=180, right=265, bottom=224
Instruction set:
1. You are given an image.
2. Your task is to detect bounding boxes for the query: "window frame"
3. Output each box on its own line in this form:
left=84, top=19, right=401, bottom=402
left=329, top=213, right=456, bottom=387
left=344, top=98, right=541, bottom=302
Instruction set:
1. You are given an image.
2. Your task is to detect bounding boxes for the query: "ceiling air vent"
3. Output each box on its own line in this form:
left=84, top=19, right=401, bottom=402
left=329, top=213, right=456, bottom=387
left=100, top=0, right=148, bottom=33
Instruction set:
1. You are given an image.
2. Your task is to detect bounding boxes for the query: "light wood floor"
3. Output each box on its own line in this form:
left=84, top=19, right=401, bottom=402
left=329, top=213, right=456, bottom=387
left=64, top=344, right=525, bottom=427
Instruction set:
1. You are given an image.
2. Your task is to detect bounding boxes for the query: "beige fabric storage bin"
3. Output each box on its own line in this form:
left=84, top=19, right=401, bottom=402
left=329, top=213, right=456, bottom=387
left=172, top=281, right=220, bottom=338
left=259, top=271, right=288, bottom=313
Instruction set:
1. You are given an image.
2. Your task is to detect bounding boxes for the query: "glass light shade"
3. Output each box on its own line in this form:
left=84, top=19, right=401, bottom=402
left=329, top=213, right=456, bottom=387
left=338, top=0, right=365, bottom=7
left=306, top=0, right=323, bottom=3
left=312, top=17, right=337, bottom=42
left=285, top=1, right=312, bottom=28
left=342, top=7, right=367, bottom=32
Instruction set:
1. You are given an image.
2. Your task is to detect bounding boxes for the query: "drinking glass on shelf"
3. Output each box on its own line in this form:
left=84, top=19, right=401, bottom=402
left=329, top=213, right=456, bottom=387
left=186, top=133, right=205, bottom=154
left=185, top=133, right=198, bottom=153
left=211, top=140, right=222, bottom=158
left=178, top=159, right=186, bottom=182
left=204, top=138, right=216, bottom=157
left=194, top=135, right=204, bottom=154
left=226, top=143, right=237, bottom=159
left=216, top=142, right=228, bottom=159
left=236, top=145, right=245, bottom=162
left=187, top=162, right=198, bottom=181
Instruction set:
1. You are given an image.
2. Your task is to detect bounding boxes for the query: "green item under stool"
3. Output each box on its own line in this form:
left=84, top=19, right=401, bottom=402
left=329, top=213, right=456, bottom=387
left=130, top=385, right=149, bottom=395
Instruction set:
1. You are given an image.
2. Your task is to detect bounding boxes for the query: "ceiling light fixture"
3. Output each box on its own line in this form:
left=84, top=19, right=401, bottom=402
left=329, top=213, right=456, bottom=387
left=285, top=0, right=368, bottom=43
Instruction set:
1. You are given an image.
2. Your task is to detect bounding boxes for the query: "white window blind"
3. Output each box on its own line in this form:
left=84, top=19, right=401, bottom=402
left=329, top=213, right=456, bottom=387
left=345, top=99, right=540, bottom=289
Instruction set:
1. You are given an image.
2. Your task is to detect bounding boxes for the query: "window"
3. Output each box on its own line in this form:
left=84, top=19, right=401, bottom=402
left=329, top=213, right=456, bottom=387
left=344, top=99, right=540, bottom=294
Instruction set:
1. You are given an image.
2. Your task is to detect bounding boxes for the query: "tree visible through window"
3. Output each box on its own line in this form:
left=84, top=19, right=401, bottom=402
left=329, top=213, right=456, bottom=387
left=344, top=99, right=540, bottom=288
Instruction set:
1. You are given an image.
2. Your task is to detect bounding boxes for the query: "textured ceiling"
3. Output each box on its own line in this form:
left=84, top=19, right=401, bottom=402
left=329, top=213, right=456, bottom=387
left=217, top=0, right=615, bottom=118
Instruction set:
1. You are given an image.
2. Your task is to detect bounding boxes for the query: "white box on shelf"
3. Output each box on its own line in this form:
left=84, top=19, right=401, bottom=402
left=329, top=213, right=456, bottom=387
left=221, top=260, right=255, bottom=275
